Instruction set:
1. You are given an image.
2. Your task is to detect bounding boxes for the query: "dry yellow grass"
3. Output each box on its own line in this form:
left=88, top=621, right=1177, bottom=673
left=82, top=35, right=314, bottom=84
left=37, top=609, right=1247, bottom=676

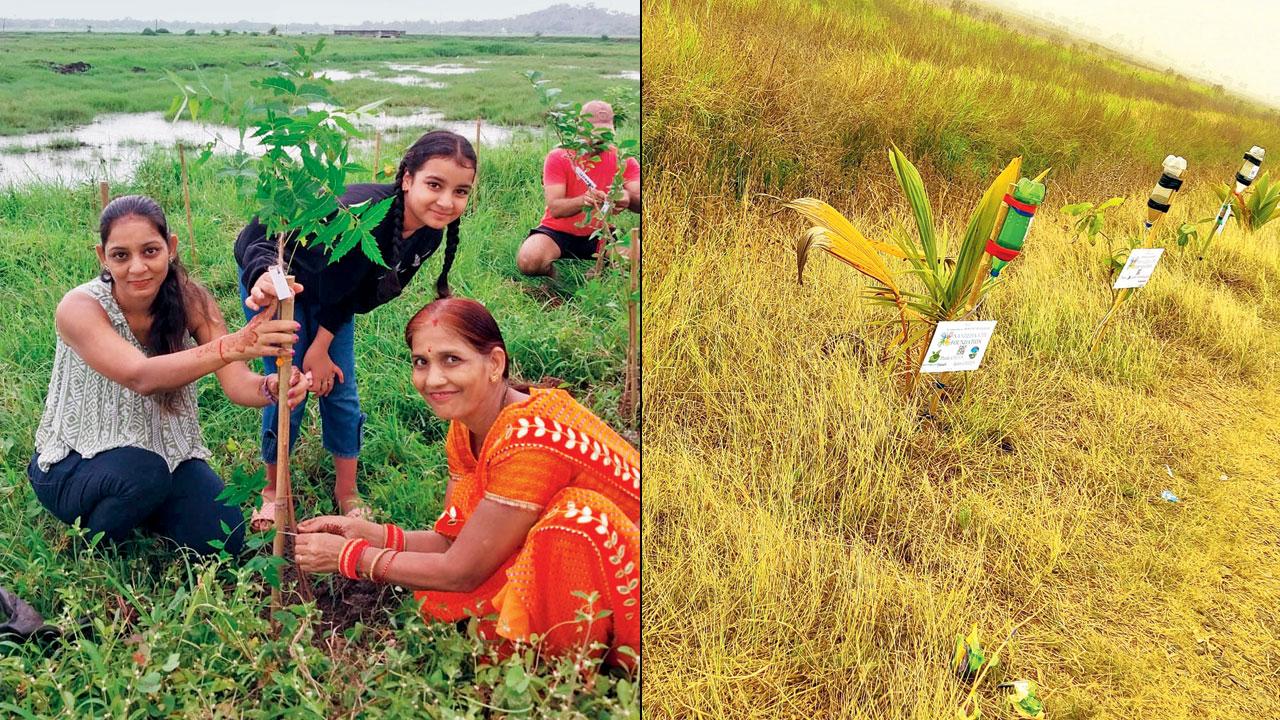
left=642, top=2, right=1280, bottom=715
left=644, top=182, right=1280, bottom=717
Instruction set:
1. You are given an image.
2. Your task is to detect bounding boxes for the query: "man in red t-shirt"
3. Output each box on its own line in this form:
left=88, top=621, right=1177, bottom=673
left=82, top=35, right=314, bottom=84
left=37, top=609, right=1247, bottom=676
left=516, top=100, right=641, bottom=276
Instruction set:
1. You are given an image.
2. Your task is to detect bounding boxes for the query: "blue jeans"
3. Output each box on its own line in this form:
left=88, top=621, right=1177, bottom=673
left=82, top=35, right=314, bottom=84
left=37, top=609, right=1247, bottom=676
left=238, top=277, right=365, bottom=463
left=28, top=448, right=245, bottom=556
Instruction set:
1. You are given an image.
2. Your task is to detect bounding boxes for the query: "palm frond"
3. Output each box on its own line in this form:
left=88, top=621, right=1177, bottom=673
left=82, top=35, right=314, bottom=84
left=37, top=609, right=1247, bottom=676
left=787, top=198, right=902, bottom=293
left=888, top=145, right=940, bottom=272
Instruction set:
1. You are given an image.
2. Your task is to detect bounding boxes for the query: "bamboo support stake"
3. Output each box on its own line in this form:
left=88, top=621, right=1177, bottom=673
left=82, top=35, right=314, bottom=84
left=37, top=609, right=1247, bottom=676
left=372, top=132, right=382, bottom=182
left=179, top=143, right=197, bottom=266
left=98, top=181, right=109, bottom=210
left=269, top=269, right=312, bottom=616
left=475, top=117, right=482, bottom=151
left=965, top=193, right=1012, bottom=312
left=624, top=229, right=640, bottom=423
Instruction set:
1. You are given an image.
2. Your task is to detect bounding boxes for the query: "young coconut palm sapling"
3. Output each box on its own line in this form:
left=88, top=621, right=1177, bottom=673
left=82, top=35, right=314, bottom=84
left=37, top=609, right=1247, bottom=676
left=790, top=146, right=1048, bottom=398
left=1204, top=146, right=1265, bottom=252
left=1177, top=147, right=1274, bottom=254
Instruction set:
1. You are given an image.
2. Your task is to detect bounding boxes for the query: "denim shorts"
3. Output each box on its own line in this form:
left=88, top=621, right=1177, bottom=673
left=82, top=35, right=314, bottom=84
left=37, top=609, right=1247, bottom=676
left=238, top=276, right=366, bottom=463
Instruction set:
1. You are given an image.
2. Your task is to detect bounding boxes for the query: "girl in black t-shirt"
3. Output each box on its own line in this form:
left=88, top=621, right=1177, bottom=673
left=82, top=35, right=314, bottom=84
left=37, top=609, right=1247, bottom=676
left=235, top=130, right=476, bottom=529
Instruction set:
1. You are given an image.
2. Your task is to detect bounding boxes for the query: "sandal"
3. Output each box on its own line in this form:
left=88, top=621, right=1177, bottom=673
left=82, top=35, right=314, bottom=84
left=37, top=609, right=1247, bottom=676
left=250, top=496, right=277, bottom=532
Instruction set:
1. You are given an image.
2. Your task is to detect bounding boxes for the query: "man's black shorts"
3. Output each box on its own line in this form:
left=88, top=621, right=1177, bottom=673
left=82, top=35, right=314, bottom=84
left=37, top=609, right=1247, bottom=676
left=528, top=225, right=600, bottom=260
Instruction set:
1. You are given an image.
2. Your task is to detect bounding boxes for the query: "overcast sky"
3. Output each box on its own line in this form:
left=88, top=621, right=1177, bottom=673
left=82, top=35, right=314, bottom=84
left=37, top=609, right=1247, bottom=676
left=977, top=0, right=1280, bottom=108
left=0, top=1, right=638, bottom=24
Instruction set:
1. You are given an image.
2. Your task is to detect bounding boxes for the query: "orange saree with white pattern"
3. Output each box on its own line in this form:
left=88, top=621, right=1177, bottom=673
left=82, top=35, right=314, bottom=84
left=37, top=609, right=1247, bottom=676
left=415, top=388, right=640, bottom=668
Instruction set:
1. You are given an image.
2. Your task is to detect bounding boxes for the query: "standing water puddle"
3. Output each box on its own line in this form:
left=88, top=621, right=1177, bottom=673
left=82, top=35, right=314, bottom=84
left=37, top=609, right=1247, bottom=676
left=0, top=111, right=532, bottom=187
left=384, top=63, right=479, bottom=75
left=317, top=63, right=479, bottom=89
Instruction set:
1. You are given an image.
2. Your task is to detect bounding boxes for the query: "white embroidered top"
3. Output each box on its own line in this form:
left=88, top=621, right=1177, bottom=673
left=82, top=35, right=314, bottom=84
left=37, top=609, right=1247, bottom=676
left=34, top=278, right=210, bottom=472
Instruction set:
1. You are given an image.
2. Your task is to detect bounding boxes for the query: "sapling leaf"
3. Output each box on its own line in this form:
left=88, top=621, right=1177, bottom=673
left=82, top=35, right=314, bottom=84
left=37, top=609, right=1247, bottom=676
left=359, top=229, right=386, bottom=266
left=259, top=76, right=297, bottom=95
left=331, top=115, right=360, bottom=138
left=164, top=95, right=183, bottom=121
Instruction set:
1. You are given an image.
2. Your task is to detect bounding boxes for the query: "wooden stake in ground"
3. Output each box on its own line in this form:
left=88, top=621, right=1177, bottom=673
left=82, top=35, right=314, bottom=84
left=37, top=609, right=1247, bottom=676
left=373, top=131, right=382, bottom=183
left=178, top=143, right=197, bottom=266
left=98, top=181, right=109, bottom=211
left=475, top=117, right=482, bottom=152
left=623, top=228, right=640, bottom=423
left=269, top=266, right=312, bottom=617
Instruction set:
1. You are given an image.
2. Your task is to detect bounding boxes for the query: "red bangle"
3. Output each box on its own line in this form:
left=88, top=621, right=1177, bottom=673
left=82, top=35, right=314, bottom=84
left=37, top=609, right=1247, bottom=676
left=217, top=337, right=228, bottom=364
left=338, top=538, right=371, bottom=580
left=383, top=523, right=406, bottom=552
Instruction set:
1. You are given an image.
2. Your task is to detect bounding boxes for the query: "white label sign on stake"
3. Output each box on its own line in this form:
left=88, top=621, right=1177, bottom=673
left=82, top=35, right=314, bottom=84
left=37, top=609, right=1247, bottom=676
left=1113, top=248, right=1164, bottom=289
left=919, top=320, right=997, bottom=374
left=267, top=264, right=294, bottom=301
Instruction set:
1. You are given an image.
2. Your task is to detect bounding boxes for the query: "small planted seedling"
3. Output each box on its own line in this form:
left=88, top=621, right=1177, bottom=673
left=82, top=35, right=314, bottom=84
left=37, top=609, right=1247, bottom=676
left=790, top=146, right=1047, bottom=396
left=1204, top=145, right=1265, bottom=253
left=952, top=623, right=987, bottom=680
left=1090, top=156, right=1187, bottom=351
left=1213, top=170, right=1280, bottom=234
left=170, top=40, right=394, bottom=616
left=1061, top=196, right=1124, bottom=246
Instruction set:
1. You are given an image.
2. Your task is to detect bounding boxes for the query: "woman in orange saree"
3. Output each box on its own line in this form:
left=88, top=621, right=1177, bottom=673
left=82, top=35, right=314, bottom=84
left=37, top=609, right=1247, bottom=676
left=295, top=297, right=639, bottom=669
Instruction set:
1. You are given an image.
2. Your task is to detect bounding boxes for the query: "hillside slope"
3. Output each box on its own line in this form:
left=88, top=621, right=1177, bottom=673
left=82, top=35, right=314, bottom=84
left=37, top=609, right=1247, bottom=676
left=642, top=0, right=1280, bottom=717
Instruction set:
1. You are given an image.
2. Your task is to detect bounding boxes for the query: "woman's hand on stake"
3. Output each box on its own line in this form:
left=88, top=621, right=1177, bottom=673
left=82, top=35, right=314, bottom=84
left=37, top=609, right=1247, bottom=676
left=294, top=532, right=346, bottom=574
left=298, top=515, right=380, bottom=544
left=265, top=370, right=312, bottom=409
left=245, top=273, right=304, bottom=313
left=303, top=343, right=344, bottom=397
left=221, top=314, right=300, bottom=363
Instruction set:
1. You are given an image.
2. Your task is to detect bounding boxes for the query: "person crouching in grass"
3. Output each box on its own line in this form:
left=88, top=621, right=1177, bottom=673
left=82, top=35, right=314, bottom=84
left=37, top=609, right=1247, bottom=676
left=515, top=100, right=641, bottom=277
left=295, top=296, right=639, bottom=670
left=28, top=195, right=310, bottom=556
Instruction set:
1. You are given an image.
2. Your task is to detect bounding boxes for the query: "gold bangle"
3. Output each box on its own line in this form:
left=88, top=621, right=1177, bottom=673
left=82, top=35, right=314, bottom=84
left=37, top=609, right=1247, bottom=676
left=364, top=548, right=393, bottom=581
left=374, top=550, right=398, bottom=583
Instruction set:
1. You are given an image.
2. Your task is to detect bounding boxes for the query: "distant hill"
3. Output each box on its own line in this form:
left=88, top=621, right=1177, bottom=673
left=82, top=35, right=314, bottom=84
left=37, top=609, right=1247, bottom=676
left=0, top=4, right=639, bottom=37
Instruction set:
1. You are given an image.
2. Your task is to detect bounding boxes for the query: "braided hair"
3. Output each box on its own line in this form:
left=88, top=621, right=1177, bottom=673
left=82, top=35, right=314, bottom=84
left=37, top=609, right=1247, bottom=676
left=387, top=130, right=476, bottom=300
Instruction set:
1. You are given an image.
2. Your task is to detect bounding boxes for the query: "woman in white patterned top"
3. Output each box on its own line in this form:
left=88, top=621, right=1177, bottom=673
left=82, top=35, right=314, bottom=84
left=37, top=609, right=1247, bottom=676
left=29, top=195, right=311, bottom=556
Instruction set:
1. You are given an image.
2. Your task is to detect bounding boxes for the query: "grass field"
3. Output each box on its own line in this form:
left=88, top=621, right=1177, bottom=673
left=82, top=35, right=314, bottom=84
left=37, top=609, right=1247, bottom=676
left=0, top=38, right=640, bottom=718
left=0, top=33, right=638, bottom=135
left=643, top=0, right=1280, bottom=717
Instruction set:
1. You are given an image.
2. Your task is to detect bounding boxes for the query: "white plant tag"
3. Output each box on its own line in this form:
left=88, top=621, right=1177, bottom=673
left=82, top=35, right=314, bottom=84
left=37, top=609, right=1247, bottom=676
left=573, top=165, right=598, bottom=189
left=1113, top=248, right=1164, bottom=289
left=267, top=264, right=294, bottom=300
left=919, top=321, right=997, bottom=374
